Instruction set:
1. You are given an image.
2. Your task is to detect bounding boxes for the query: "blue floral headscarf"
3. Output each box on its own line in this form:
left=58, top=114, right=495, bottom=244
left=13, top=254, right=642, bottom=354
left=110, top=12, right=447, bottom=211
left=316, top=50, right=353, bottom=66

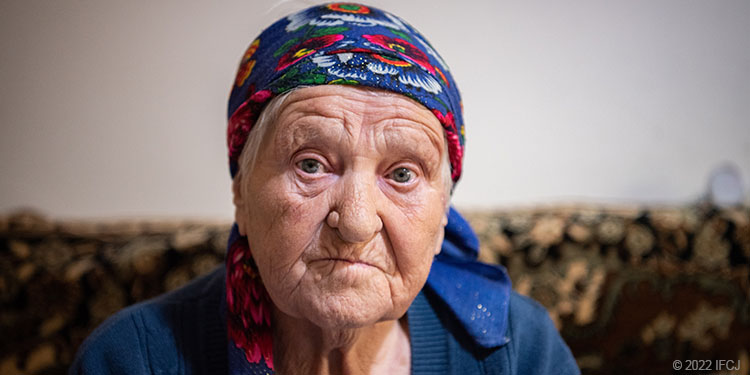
left=227, top=2, right=464, bottom=182
left=225, top=3, right=510, bottom=373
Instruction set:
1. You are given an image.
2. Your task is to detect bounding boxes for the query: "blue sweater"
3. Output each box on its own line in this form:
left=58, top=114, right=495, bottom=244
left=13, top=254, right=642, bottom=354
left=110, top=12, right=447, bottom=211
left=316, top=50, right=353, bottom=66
left=70, top=267, right=579, bottom=374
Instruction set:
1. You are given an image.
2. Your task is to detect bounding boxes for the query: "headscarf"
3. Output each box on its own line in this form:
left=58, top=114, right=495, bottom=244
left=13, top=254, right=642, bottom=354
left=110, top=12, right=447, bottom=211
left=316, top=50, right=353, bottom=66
left=225, top=3, right=510, bottom=373
left=227, top=2, right=464, bottom=182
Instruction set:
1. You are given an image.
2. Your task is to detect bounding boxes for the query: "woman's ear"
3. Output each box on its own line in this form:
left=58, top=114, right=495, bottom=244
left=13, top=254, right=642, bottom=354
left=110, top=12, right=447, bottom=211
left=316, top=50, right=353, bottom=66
left=232, top=176, right=243, bottom=205
left=435, top=208, right=448, bottom=256
left=442, top=195, right=450, bottom=228
left=434, top=227, right=445, bottom=256
left=232, top=176, right=248, bottom=236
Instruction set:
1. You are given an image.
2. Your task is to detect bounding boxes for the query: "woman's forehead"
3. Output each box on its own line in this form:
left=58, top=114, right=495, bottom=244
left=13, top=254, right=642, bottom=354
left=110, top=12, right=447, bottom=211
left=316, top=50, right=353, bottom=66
left=276, top=86, right=444, bottom=141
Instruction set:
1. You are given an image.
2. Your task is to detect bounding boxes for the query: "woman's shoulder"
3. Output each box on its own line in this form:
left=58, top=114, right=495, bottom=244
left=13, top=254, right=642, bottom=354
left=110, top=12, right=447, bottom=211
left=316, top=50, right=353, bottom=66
left=505, top=291, right=580, bottom=375
left=69, top=267, right=227, bottom=375
left=409, top=286, right=579, bottom=375
left=507, top=290, right=556, bottom=328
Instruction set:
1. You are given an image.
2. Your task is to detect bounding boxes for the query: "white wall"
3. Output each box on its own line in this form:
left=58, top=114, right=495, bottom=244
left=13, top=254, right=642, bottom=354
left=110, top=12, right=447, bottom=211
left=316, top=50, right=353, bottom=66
left=1, top=0, right=748, bottom=218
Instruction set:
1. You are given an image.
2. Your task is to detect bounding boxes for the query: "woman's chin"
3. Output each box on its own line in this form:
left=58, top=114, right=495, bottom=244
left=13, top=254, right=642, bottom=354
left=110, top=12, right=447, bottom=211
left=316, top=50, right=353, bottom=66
left=295, top=278, right=397, bottom=329
left=304, top=296, right=391, bottom=329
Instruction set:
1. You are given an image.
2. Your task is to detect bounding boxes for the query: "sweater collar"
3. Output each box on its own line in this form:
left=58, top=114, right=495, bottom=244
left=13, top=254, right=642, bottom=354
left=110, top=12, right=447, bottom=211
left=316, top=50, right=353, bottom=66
left=425, top=207, right=512, bottom=348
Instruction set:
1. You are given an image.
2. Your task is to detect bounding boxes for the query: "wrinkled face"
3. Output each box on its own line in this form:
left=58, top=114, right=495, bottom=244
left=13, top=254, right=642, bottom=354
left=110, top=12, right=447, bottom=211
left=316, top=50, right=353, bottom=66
left=233, top=85, right=448, bottom=329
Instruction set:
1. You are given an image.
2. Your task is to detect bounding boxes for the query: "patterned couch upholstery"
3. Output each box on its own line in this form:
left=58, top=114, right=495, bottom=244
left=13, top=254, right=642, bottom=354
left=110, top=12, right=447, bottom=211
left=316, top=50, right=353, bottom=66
left=1, top=204, right=748, bottom=374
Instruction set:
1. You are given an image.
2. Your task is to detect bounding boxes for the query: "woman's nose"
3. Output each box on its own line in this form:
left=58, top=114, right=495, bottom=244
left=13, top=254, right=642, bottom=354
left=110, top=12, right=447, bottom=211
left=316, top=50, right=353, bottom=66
left=327, top=172, right=383, bottom=243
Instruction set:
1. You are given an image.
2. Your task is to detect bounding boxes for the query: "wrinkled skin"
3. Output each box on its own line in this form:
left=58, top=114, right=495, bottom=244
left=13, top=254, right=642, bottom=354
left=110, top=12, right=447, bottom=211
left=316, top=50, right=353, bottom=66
left=233, top=85, right=448, bottom=374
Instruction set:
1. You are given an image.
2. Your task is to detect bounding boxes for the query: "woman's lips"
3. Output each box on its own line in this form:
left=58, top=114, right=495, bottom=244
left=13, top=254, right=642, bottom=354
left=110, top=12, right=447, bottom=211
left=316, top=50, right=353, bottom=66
left=309, top=257, right=381, bottom=272
left=315, top=258, right=372, bottom=266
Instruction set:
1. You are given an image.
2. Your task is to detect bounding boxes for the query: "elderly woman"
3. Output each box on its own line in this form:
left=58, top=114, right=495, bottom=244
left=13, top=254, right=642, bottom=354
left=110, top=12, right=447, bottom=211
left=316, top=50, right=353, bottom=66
left=71, top=3, right=578, bottom=374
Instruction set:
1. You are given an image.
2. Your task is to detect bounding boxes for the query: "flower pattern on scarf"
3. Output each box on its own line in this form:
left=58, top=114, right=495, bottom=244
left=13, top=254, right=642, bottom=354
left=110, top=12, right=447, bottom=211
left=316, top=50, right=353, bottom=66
left=227, top=87, right=272, bottom=164
left=309, top=51, right=442, bottom=94
left=276, top=34, right=344, bottom=71
left=285, top=6, right=407, bottom=32
left=435, top=66, right=450, bottom=88
left=371, top=53, right=412, bottom=68
left=327, top=3, right=371, bottom=14
left=431, top=109, right=463, bottom=181
left=226, top=238, right=274, bottom=370
left=235, top=39, right=260, bottom=87
left=362, top=34, right=435, bottom=74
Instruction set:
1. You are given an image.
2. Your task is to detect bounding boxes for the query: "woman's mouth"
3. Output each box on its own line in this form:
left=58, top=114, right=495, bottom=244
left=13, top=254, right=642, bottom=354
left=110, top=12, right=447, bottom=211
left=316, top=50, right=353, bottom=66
left=314, top=257, right=373, bottom=267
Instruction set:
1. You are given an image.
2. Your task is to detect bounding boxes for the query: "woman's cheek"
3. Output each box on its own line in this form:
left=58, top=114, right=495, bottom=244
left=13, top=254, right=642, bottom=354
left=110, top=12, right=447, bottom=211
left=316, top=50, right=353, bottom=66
left=388, top=192, right=444, bottom=276
left=250, top=183, right=323, bottom=289
left=247, top=175, right=312, bottom=254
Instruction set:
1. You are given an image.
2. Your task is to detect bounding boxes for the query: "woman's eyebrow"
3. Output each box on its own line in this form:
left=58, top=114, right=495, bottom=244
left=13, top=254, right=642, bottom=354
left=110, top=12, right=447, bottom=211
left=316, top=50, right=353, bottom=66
left=273, top=112, right=444, bottom=164
left=274, top=116, right=341, bottom=152
left=381, top=122, right=444, bottom=156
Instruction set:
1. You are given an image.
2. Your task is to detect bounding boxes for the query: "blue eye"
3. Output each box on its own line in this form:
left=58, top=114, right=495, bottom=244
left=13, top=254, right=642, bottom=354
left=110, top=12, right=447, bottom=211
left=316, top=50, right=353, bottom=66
left=298, top=159, right=322, bottom=174
left=390, top=167, right=413, bottom=183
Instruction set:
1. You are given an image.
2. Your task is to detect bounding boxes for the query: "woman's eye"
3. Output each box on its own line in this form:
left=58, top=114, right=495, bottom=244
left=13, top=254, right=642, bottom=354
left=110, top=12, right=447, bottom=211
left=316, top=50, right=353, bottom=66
left=390, top=167, right=413, bottom=183
left=298, top=159, right=323, bottom=174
